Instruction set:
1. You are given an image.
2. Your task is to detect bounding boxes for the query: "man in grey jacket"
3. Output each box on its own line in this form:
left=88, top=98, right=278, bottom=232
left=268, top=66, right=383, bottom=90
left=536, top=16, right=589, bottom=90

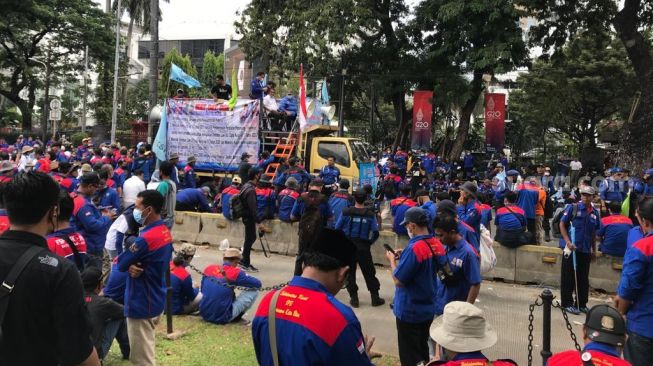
left=239, top=167, right=264, bottom=272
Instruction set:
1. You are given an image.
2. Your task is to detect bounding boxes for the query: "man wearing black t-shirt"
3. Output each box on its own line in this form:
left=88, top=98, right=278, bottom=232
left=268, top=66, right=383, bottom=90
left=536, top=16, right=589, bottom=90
left=0, top=171, right=99, bottom=366
left=210, top=74, right=231, bottom=101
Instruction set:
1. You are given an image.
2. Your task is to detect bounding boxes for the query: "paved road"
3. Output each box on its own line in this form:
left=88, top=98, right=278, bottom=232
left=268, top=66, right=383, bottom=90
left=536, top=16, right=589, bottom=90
left=183, top=245, right=610, bottom=366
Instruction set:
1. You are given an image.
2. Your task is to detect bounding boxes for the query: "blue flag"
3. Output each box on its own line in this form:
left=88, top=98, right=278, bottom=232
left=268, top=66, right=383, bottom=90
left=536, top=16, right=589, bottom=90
left=321, top=78, right=330, bottom=104
left=170, top=63, right=201, bottom=88
left=152, top=100, right=167, bottom=161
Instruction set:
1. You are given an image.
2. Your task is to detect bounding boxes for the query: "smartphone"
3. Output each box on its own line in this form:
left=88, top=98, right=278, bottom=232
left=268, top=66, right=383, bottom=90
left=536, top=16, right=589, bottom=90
left=383, top=243, right=396, bottom=255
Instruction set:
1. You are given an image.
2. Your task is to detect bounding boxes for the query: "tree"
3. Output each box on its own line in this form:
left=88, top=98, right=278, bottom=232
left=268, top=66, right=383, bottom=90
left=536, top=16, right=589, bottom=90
left=517, top=0, right=653, bottom=168
left=0, top=0, right=113, bottom=131
left=510, top=32, right=636, bottom=152
left=411, top=0, right=529, bottom=161
left=200, top=51, right=224, bottom=91
left=159, top=49, right=198, bottom=98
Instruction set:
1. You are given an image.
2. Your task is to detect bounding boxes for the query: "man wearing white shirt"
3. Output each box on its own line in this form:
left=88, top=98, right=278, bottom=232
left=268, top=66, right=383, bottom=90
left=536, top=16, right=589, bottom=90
left=122, top=169, right=146, bottom=207
left=570, top=158, right=582, bottom=188
left=263, top=89, right=289, bottom=131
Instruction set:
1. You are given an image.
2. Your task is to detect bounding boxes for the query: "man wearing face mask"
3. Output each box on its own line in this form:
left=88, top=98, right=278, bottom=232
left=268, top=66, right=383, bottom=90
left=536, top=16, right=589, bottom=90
left=71, top=172, right=116, bottom=269
left=117, top=189, right=173, bottom=366
left=0, top=171, right=100, bottom=365
left=47, top=190, right=89, bottom=272
left=97, top=170, right=122, bottom=215
left=386, top=207, right=445, bottom=366
left=253, top=228, right=378, bottom=365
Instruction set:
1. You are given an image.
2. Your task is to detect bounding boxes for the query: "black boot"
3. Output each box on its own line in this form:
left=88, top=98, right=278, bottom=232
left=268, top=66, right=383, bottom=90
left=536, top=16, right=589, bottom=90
left=545, top=231, right=551, bottom=242
left=371, top=292, right=385, bottom=307
left=349, top=293, right=359, bottom=308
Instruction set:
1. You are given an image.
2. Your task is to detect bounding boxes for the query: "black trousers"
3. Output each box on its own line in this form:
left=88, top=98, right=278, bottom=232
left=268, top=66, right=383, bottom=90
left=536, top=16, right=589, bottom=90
left=396, top=318, right=433, bottom=366
left=346, top=239, right=381, bottom=296
left=526, top=218, right=536, bottom=234
left=560, top=251, right=591, bottom=308
left=242, top=218, right=257, bottom=266
left=625, top=331, right=653, bottom=366
left=294, top=239, right=309, bottom=276
left=175, top=201, right=195, bottom=212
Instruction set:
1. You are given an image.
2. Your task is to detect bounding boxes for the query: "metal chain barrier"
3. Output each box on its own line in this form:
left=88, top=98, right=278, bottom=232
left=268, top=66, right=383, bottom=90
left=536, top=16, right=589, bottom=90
left=527, top=297, right=543, bottom=366
left=552, top=301, right=582, bottom=352
left=174, top=249, right=289, bottom=292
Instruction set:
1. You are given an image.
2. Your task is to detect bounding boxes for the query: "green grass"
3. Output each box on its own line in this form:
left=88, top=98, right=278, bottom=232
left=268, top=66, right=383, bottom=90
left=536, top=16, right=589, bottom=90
left=104, top=316, right=400, bottom=366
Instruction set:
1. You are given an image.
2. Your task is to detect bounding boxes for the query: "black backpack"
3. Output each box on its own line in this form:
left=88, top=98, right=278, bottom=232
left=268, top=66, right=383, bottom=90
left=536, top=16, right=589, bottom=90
left=383, top=178, right=397, bottom=198
left=551, top=203, right=579, bottom=239
left=231, top=184, right=254, bottom=220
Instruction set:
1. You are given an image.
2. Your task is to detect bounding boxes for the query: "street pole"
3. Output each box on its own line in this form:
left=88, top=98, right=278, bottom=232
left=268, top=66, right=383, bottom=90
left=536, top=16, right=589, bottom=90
left=338, top=69, right=346, bottom=137
left=147, top=0, right=159, bottom=144
left=82, top=45, right=88, bottom=134
left=41, top=50, right=51, bottom=142
left=110, top=0, right=122, bottom=143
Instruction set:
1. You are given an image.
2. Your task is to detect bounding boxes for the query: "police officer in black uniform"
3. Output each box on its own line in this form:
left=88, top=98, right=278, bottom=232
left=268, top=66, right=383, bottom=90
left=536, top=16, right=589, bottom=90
left=335, top=189, right=385, bottom=308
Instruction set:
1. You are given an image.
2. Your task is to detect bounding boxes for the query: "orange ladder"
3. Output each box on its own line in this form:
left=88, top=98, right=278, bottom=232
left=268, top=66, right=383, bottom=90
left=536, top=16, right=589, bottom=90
left=264, top=133, right=297, bottom=180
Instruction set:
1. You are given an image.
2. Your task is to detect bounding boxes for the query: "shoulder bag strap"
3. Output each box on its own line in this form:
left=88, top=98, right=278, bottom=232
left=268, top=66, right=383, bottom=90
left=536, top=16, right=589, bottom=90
left=504, top=206, right=526, bottom=232
left=268, top=289, right=282, bottom=366
left=57, top=234, right=84, bottom=271
left=0, top=246, right=45, bottom=329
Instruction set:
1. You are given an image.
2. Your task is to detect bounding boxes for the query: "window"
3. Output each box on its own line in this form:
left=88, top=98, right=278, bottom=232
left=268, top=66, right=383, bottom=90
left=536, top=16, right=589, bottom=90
left=318, top=141, right=350, bottom=167
left=351, top=140, right=370, bottom=163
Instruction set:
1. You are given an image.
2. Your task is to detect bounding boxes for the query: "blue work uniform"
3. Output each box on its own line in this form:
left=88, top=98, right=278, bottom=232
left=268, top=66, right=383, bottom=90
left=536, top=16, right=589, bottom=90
left=221, top=185, right=240, bottom=220
left=335, top=207, right=380, bottom=243
left=290, top=193, right=332, bottom=225
left=176, top=188, right=211, bottom=212
left=458, top=221, right=480, bottom=251
left=599, top=178, right=628, bottom=203
left=391, top=197, right=417, bottom=236
left=131, top=156, right=153, bottom=183
left=421, top=200, right=437, bottom=229
left=633, top=181, right=653, bottom=195
left=435, top=239, right=482, bottom=315
left=103, top=257, right=128, bottom=304
left=422, top=154, right=436, bottom=174
left=96, top=187, right=121, bottom=214
left=393, top=152, right=408, bottom=172
left=495, top=205, right=527, bottom=231
left=250, top=79, right=265, bottom=99
left=277, top=188, right=300, bottom=222
left=183, top=165, right=197, bottom=189
left=278, top=96, right=298, bottom=119
left=457, top=200, right=482, bottom=240
left=256, top=187, right=277, bottom=220
left=71, top=193, right=112, bottom=255
left=617, top=234, right=653, bottom=341
left=627, top=226, right=647, bottom=249
left=258, top=156, right=275, bottom=171
left=479, top=203, right=492, bottom=229
left=597, top=214, right=633, bottom=257
left=319, top=165, right=341, bottom=186
left=328, top=190, right=353, bottom=228
left=463, top=154, right=474, bottom=168
left=252, top=277, right=374, bottom=366
left=279, top=167, right=312, bottom=191
left=117, top=220, right=173, bottom=318
left=516, top=184, right=540, bottom=220
left=558, top=203, right=601, bottom=253
left=393, top=235, right=444, bottom=322
left=200, top=263, right=261, bottom=324
left=170, top=263, right=199, bottom=315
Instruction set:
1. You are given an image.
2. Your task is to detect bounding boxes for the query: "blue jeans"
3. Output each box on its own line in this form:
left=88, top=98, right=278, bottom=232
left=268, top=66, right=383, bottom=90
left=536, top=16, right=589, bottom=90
left=624, top=330, right=653, bottom=366
left=100, top=318, right=130, bottom=360
left=229, top=290, right=259, bottom=322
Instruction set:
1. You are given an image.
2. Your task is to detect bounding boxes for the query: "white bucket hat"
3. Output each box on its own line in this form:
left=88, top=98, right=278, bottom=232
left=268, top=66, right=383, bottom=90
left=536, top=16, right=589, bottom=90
left=430, top=301, right=497, bottom=353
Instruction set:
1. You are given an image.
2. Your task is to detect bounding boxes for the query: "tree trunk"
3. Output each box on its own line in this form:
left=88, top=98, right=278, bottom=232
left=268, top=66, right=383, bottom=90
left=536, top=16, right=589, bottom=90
left=16, top=98, right=32, bottom=132
left=391, top=93, right=409, bottom=151
left=448, top=71, right=484, bottom=161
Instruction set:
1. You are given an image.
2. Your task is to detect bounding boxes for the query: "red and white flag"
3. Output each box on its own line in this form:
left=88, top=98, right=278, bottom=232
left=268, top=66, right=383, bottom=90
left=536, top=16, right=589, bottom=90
left=298, top=63, right=308, bottom=131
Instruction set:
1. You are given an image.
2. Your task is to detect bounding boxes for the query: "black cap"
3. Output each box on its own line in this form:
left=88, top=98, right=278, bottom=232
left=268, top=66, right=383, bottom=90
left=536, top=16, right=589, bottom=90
left=460, top=181, right=478, bottom=198
left=241, top=152, right=251, bottom=159
left=584, top=304, right=626, bottom=347
left=307, top=228, right=356, bottom=267
left=415, top=189, right=429, bottom=197
left=400, top=207, right=429, bottom=226
left=81, top=266, right=103, bottom=291
left=353, top=189, right=367, bottom=201
left=79, top=172, right=100, bottom=185
left=437, top=199, right=457, bottom=217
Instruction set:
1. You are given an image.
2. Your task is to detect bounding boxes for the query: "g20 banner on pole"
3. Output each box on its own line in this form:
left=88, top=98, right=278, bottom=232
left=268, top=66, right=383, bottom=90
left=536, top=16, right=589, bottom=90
left=485, top=93, right=506, bottom=153
left=411, top=91, right=433, bottom=150
left=166, top=99, right=260, bottom=171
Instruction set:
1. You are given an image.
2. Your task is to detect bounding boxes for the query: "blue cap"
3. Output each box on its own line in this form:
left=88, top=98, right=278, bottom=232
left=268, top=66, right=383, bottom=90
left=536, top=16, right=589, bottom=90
left=610, top=167, right=624, bottom=174
left=645, top=169, right=653, bottom=176
left=506, top=170, right=520, bottom=177
left=400, top=207, right=429, bottom=226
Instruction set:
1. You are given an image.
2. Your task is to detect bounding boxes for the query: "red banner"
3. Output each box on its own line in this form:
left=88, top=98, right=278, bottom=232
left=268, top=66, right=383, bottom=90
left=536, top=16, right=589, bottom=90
left=411, top=91, right=433, bottom=150
left=485, top=93, right=506, bottom=153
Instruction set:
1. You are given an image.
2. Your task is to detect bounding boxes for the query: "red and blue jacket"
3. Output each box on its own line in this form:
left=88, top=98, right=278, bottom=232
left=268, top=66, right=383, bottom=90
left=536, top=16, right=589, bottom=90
left=393, top=235, right=445, bottom=322
left=597, top=214, right=633, bottom=257
left=96, top=187, right=122, bottom=214
left=50, top=172, right=76, bottom=192
left=421, top=201, right=437, bottom=229
left=177, top=188, right=211, bottom=212
left=221, top=185, right=240, bottom=220
left=0, top=209, right=9, bottom=235
left=46, top=227, right=89, bottom=270
left=496, top=205, right=526, bottom=231
left=457, top=200, right=482, bottom=240
left=70, top=192, right=112, bottom=254
left=393, top=151, right=408, bottom=171
left=252, top=276, right=374, bottom=366
left=617, top=234, right=653, bottom=339
left=626, top=226, right=647, bottom=249
left=117, top=220, right=173, bottom=318
left=184, top=165, right=197, bottom=188
left=391, top=196, right=417, bottom=236
left=422, top=153, right=436, bottom=174
left=319, top=165, right=341, bottom=186
left=547, top=342, right=629, bottom=366
left=327, top=190, right=353, bottom=228
left=599, top=178, right=628, bottom=203
left=104, top=257, right=128, bottom=304
left=256, top=187, right=277, bottom=220
left=516, top=183, right=540, bottom=219
left=113, top=168, right=126, bottom=188
left=170, top=262, right=199, bottom=315
left=428, top=351, right=517, bottom=365
left=383, top=174, right=402, bottom=199
left=479, top=203, right=492, bottom=229
left=277, top=188, right=299, bottom=222
left=200, top=263, right=261, bottom=324
left=458, top=221, right=480, bottom=251
left=435, top=238, right=481, bottom=316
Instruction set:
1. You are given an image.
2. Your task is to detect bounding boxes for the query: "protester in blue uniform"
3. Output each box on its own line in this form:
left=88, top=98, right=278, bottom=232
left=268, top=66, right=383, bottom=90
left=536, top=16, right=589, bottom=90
left=463, top=151, right=474, bottom=179
left=597, top=201, right=633, bottom=257
left=291, top=180, right=332, bottom=275
left=255, top=176, right=277, bottom=221
left=71, top=172, right=115, bottom=269
left=170, top=244, right=202, bottom=315
left=319, top=156, right=341, bottom=195
left=335, top=190, right=383, bottom=308
left=456, top=182, right=482, bottom=241
left=253, top=229, right=378, bottom=366
left=615, top=196, right=653, bottom=366
left=516, top=180, right=541, bottom=234
left=183, top=156, right=198, bottom=189
left=277, top=177, right=300, bottom=222
left=117, top=189, right=173, bottom=366
left=393, top=147, right=408, bottom=176
left=417, top=189, right=437, bottom=228
left=383, top=166, right=402, bottom=200
left=104, top=256, right=128, bottom=304
left=385, top=207, right=445, bottom=366
left=423, top=150, right=437, bottom=176
left=327, top=178, right=353, bottom=228
left=220, top=176, right=241, bottom=220
left=175, top=186, right=212, bottom=213
left=633, top=168, right=653, bottom=195
left=97, top=170, right=122, bottom=214
left=130, top=148, right=153, bottom=183
left=257, top=151, right=275, bottom=172
left=278, top=157, right=311, bottom=192
left=391, top=184, right=417, bottom=236
left=250, top=72, right=268, bottom=99
left=599, top=168, right=628, bottom=203
left=495, top=191, right=528, bottom=248
left=438, top=200, right=481, bottom=251
left=433, top=215, right=482, bottom=317
left=558, top=186, right=601, bottom=315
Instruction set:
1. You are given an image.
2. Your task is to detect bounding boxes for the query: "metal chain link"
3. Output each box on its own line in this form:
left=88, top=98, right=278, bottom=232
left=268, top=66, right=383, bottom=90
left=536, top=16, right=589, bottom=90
left=552, top=301, right=582, bottom=352
left=527, top=297, right=543, bottom=366
left=174, top=249, right=289, bottom=292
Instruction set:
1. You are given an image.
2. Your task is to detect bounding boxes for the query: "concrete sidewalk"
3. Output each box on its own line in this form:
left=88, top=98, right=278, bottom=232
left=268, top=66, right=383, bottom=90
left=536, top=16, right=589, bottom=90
left=185, top=245, right=610, bottom=366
